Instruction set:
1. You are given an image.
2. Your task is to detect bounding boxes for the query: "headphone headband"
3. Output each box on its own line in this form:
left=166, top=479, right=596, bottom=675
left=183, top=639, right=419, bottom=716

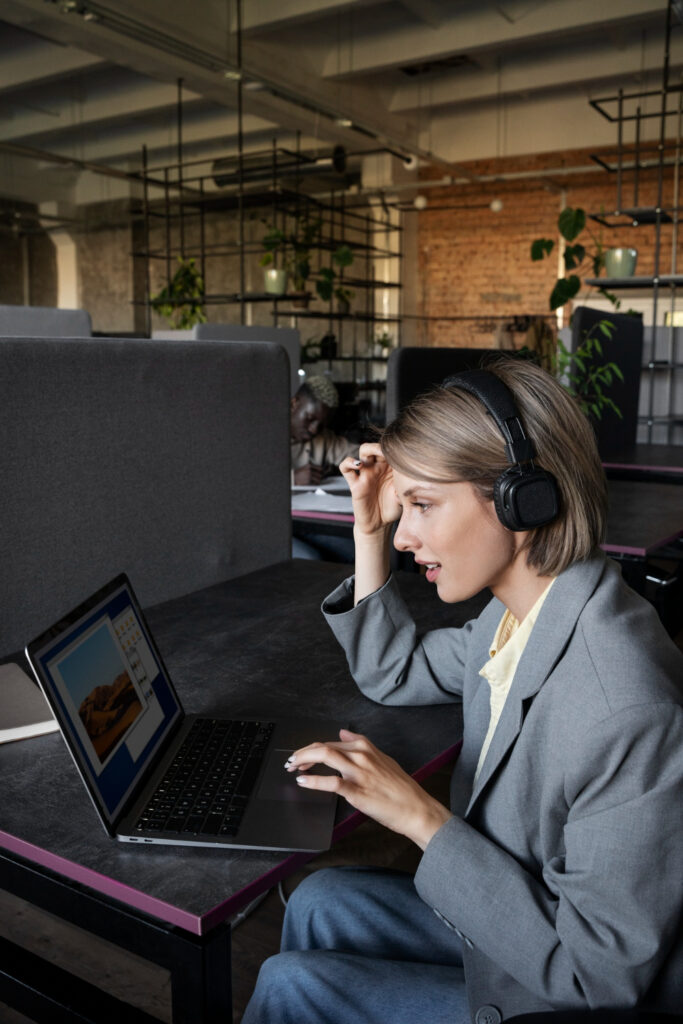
left=441, top=368, right=560, bottom=531
left=442, top=369, right=535, bottom=467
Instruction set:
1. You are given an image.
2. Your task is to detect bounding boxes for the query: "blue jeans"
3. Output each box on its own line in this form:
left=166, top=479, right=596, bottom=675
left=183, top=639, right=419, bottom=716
left=241, top=866, right=470, bottom=1024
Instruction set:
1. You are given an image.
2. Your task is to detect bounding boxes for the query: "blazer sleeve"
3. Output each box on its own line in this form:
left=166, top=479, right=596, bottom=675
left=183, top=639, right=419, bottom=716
left=414, top=700, right=683, bottom=1007
left=322, top=574, right=477, bottom=705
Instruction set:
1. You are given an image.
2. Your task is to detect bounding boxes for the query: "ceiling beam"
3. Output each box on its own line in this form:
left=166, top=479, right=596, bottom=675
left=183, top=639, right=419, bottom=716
left=321, top=0, right=668, bottom=77
left=389, top=29, right=683, bottom=114
left=0, top=0, right=444, bottom=165
left=0, top=79, right=206, bottom=144
left=0, top=41, right=103, bottom=94
left=396, top=0, right=445, bottom=29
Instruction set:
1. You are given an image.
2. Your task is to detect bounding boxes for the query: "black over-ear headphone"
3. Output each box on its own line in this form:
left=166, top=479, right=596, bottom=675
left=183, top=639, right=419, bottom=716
left=442, top=369, right=560, bottom=531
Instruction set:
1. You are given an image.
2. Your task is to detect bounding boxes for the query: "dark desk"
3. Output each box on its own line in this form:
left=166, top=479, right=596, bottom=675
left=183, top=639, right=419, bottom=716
left=602, top=443, right=683, bottom=483
left=0, top=560, right=488, bottom=1024
left=294, top=479, right=683, bottom=560
left=603, top=479, right=683, bottom=557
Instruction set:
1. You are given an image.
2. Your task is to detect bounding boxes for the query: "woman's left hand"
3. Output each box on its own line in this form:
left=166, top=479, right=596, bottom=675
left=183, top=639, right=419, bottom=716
left=285, top=729, right=452, bottom=851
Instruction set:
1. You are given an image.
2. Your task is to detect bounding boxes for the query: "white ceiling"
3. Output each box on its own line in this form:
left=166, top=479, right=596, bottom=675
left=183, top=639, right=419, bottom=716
left=0, top=0, right=681, bottom=210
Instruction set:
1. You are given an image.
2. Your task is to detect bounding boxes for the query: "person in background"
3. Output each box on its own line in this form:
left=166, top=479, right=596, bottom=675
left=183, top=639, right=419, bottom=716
left=246, top=357, right=682, bottom=1023
left=291, top=375, right=357, bottom=486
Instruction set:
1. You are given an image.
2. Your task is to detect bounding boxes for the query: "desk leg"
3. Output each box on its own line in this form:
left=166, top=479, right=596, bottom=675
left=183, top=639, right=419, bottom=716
left=0, top=851, right=233, bottom=1024
left=169, top=925, right=232, bottom=1024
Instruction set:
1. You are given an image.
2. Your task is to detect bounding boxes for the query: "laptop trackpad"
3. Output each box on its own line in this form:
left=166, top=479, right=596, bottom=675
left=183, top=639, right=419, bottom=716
left=257, top=749, right=337, bottom=804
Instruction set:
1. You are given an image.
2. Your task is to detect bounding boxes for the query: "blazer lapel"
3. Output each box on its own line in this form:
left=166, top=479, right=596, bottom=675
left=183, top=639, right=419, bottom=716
left=464, top=554, right=607, bottom=817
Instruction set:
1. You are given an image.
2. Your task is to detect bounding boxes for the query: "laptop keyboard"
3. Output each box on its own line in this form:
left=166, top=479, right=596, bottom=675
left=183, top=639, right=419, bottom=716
left=134, top=718, right=275, bottom=838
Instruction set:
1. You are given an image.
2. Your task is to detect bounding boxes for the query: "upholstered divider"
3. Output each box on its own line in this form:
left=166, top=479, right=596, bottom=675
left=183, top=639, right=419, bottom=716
left=152, top=325, right=301, bottom=395
left=0, top=337, right=291, bottom=657
left=0, top=305, right=92, bottom=337
left=194, top=325, right=301, bottom=396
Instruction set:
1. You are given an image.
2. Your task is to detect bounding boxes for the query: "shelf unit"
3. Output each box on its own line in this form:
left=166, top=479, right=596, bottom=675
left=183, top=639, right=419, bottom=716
left=586, top=1, right=683, bottom=443
left=134, top=143, right=402, bottom=419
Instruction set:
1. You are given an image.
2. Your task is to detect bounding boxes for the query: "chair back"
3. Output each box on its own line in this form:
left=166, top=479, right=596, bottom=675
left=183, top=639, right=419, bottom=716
left=385, top=347, right=515, bottom=421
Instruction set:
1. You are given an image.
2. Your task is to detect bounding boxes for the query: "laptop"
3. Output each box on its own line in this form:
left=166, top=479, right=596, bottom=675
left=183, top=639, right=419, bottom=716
left=25, top=573, right=340, bottom=853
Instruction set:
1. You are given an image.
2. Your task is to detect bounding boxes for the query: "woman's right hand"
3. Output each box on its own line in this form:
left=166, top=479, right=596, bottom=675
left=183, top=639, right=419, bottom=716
left=340, top=442, right=401, bottom=537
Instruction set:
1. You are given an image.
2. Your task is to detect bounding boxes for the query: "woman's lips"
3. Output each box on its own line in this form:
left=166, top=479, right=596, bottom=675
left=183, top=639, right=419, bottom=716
left=423, top=562, right=441, bottom=583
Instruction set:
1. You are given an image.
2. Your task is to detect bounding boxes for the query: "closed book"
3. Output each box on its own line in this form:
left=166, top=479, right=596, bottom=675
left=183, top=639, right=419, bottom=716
left=0, top=662, right=59, bottom=744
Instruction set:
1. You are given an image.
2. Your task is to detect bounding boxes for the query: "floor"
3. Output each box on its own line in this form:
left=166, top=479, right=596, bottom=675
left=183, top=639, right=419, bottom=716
left=0, top=770, right=449, bottom=1024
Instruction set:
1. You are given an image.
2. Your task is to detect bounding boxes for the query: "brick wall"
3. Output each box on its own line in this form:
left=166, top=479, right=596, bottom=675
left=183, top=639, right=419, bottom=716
left=412, top=144, right=683, bottom=348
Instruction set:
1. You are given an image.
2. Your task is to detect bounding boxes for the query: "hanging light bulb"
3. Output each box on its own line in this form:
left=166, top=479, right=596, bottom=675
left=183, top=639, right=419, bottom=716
left=489, top=198, right=504, bottom=212
left=413, top=195, right=428, bottom=210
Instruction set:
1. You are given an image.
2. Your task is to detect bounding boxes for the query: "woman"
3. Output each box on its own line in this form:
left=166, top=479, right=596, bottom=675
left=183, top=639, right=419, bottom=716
left=243, top=359, right=682, bottom=1023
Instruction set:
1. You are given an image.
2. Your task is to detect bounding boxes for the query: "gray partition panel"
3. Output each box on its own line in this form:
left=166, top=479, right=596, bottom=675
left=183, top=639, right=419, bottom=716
left=0, top=305, right=92, bottom=337
left=0, top=337, right=291, bottom=656
left=194, top=325, right=300, bottom=395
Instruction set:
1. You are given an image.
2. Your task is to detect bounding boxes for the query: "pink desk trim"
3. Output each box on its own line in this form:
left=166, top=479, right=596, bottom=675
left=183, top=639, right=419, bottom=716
left=602, top=461, right=683, bottom=474
left=292, top=510, right=354, bottom=523
left=0, top=829, right=205, bottom=935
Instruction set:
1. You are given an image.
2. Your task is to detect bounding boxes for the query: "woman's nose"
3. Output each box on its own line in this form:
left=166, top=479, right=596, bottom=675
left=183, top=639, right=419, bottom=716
left=393, top=512, right=418, bottom=552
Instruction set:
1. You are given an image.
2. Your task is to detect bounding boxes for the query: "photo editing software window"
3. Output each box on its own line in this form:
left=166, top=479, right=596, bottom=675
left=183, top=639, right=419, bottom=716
left=48, top=609, right=164, bottom=775
left=37, top=585, right=180, bottom=820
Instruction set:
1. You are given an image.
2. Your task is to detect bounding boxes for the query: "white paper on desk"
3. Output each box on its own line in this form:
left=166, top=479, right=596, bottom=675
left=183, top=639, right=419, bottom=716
left=291, top=476, right=351, bottom=494
left=0, top=662, right=59, bottom=744
left=291, top=490, right=354, bottom=514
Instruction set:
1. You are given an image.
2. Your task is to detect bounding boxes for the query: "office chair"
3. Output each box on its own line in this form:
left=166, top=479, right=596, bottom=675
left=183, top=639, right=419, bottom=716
left=385, top=346, right=517, bottom=422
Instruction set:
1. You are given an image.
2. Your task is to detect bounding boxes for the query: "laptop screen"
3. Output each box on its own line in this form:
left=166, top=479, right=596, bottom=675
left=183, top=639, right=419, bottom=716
left=26, top=575, right=182, bottom=831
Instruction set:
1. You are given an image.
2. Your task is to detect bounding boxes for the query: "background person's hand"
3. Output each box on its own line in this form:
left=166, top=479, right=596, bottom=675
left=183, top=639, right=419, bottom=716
left=285, top=729, right=452, bottom=851
left=293, top=463, right=325, bottom=486
left=339, top=443, right=401, bottom=537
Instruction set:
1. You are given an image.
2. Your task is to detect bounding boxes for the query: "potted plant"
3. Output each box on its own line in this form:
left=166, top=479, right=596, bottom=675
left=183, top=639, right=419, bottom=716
left=151, top=256, right=207, bottom=329
left=259, top=217, right=322, bottom=306
left=528, top=207, right=635, bottom=420
left=550, top=321, right=623, bottom=422
left=259, top=226, right=288, bottom=296
left=530, top=206, right=632, bottom=311
left=315, top=243, right=354, bottom=313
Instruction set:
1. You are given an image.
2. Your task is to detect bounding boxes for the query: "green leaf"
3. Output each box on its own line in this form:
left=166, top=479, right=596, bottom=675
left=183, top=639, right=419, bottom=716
left=563, top=243, right=586, bottom=270
left=531, top=238, right=554, bottom=261
left=558, top=207, right=586, bottom=242
left=549, top=274, right=581, bottom=310
left=333, top=244, right=354, bottom=267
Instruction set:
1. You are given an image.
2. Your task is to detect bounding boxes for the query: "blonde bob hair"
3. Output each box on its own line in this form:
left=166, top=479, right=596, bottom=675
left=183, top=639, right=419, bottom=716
left=381, top=358, right=607, bottom=577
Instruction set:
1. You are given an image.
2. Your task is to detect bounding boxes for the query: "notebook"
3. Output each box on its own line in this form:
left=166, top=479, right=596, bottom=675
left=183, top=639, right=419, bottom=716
left=25, top=573, right=340, bottom=853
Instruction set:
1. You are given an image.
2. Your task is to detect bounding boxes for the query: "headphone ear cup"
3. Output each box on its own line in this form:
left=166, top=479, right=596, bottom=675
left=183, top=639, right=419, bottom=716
left=493, top=468, right=560, bottom=531
left=493, top=472, right=514, bottom=530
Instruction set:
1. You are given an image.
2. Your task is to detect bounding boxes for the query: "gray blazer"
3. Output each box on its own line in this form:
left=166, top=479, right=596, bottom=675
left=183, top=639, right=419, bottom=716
left=322, top=553, right=683, bottom=1020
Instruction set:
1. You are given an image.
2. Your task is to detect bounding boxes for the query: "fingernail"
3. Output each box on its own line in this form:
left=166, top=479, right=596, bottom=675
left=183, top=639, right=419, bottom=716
left=296, top=775, right=309, bottom=786
left=353, top=459, right=362, bottom=468
left=284, top=757, right=294, bottom=767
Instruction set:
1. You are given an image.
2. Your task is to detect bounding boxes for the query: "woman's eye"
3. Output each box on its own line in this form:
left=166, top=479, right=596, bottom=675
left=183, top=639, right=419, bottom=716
left=412, top=502, right=431, bottom=513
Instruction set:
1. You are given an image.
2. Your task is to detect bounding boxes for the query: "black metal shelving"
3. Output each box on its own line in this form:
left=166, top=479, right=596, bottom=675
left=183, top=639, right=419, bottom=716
left=586, top=0, right=683, bottom=444
left=135, top=138, right=403, bottom=417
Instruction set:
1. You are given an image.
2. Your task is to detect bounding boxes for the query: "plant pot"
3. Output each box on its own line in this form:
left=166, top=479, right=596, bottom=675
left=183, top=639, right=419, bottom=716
left=603, top=247, right=638, bottom=278
left=263, top=268, right=288, bottom=295
left=336, top=298, right=351, bottom=316
left=290, top=291, right=311, bottom=309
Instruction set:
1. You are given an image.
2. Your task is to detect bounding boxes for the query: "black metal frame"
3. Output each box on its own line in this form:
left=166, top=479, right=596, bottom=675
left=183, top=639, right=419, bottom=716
left=0, top=849, right=232, bottom=1024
